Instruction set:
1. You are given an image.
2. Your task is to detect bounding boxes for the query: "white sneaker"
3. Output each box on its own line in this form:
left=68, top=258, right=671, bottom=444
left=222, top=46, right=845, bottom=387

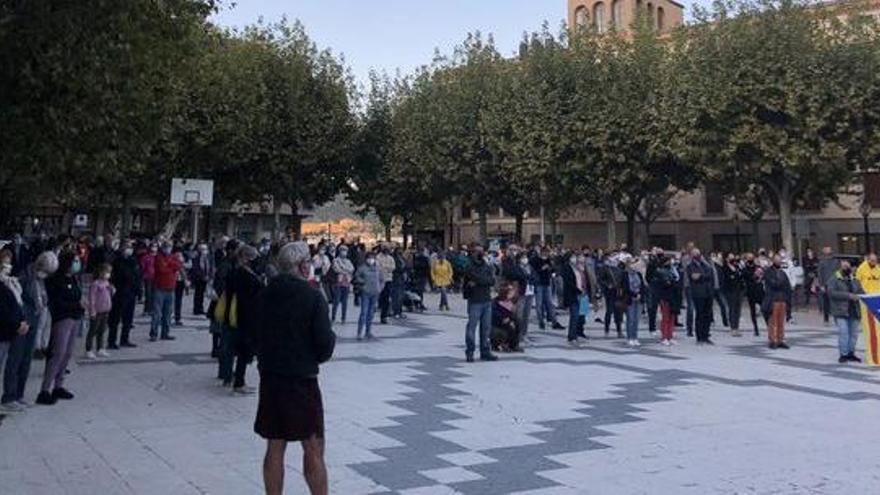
left=85, top=351, right=97, bottom=360
left=633, top=340, right=641, bottom=347
left=627, top=340, right=636, bottom=347
left=16, top=399, right=32, bottom=408
left=662, top=339, right=672, bottom=346
left=97, top=350, right=111, bottom=358
left=0, top=401, right=24, bottom=414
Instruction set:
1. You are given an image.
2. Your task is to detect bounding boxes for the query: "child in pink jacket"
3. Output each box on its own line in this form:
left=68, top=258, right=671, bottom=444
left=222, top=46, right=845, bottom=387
left=86, top=263, right=115, bottom=358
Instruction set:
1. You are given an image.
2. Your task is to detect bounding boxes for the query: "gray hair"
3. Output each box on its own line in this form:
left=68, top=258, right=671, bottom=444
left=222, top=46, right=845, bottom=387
left=237, top=244, right=259, bottom=264
left=34, top=251, right=59, bottom=274
left=277, top=241, right=311, bottom=276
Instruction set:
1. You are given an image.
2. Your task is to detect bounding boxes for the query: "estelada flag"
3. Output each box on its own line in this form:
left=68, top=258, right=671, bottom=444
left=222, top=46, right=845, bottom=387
left=860, top=295, right=880, bottom=366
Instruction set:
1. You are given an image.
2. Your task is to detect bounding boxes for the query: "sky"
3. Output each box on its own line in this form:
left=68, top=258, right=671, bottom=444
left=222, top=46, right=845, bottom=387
left=212, top=0, right=705, bottom=88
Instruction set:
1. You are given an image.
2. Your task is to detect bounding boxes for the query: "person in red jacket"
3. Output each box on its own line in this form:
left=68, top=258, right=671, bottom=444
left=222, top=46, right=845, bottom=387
left=150, top=242, right=183, bottom=342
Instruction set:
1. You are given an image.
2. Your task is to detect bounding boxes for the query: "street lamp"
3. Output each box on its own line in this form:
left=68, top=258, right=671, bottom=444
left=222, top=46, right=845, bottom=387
left=860, top=199, right=873, bottom=254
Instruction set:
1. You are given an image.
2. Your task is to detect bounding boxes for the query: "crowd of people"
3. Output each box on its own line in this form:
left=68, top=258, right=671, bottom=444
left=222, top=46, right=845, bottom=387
left=3, top=232, right=880, bottom=494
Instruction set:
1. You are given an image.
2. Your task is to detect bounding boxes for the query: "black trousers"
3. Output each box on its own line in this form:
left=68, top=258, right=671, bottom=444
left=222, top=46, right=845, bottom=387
left=747, top=300, right=766, bottom=335
left=646, top=288, right=659, bottom=333
left=603, top=289, right=623, bottom=334
left=723, top=290, right=742, bottom=330
left=193, top=280, right=207, bottom=314
left=379, top=284, right=391, bottom=320
left=174, top=280, right=186, bottom=323
left=693, top=296, right=713, bottom=342
left=108, top=292, right=137, bottom=346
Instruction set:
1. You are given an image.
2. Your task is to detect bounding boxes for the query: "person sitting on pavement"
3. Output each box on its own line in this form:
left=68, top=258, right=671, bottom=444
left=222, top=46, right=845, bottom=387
left=491, top=283, right=522, bottom=353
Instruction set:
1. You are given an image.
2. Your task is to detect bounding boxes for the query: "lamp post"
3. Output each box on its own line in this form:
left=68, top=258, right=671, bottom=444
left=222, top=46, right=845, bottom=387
left=860, top=199, right=872, bottom=255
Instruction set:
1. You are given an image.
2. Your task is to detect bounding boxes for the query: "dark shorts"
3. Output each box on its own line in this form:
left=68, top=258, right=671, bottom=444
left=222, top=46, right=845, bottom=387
left=254, top=374, right=324, bottom=442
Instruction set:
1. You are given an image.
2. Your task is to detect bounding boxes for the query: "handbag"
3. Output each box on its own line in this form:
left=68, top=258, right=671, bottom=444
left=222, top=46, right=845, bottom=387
left=213, top=291, right=239, bottom=329
left=579, top=295, right=590, bottom=317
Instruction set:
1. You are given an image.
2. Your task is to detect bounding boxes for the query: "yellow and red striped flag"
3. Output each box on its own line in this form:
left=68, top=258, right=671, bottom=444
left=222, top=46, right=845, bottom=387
left=860, top=295, right=880, bottom=366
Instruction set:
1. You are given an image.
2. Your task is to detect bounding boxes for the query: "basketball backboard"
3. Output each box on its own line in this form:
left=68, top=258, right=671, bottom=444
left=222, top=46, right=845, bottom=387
left=171, top=179, right=214, bottom=207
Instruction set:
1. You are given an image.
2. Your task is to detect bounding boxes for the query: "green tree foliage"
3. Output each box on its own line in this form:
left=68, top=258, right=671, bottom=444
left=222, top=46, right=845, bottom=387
left=670, top=0, right=880, bottom=250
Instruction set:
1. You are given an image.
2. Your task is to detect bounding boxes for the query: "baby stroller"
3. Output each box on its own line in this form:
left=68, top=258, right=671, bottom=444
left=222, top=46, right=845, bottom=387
left=402, top=278, right=427, bottom=313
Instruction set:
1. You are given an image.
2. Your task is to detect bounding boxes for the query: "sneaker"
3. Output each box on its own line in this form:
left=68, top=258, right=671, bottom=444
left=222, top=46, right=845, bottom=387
left=0, top=402, right=24, bottom=414
left=705, top=339, right=715, bottom=346
left=466, top=354, right=475, bottom=363
left=777, top=342, right=790, bottom=350
left=552, top=322, right=565, bottom=330
left=149, top=336, right=158, bottom=342
left=52, top=388, right=74, bottom=400
left=568, top=339, right=581, bottom=348
left=121, top=342, right=138, bottom=348
left=768, top=343, right=778, bottom=349
left=232, top=385, right=256, bottom=395
left=160, top=335, right=176, bottom=341
left=16, top=399, right=32, bottom=408
left=661, top=339, right=672, bottom=347
left=480, top=354, right=499, bottom=362
left=633, top=340, right=641, bottom=347
left=107, top=344, right=120, bottom=350
left=839, top=355, right=849, bottom=364
left=97, top=350, right=111, bottom=358
left=849, top=354, right=862, bottom=363
left=35, top=391, right=57, bottom=406
left=85, top=351, right=97, bottom=360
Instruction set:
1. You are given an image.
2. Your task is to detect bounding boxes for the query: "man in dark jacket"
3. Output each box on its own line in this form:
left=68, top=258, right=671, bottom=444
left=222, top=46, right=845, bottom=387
left=720, top=254, right=746, bottom=336
left=190, top=243, right=213, bottom=315
left=816, top=246, right=840, bottom=324
left=253, top=241, right=335, bottom=495
left=108, top=241, right=142, bottom=349
left=462, top=245, right=497, bottom=363
left=599, top=254, right=624, bottom=338
left=0, top=282, right=28, bottom=392
left=531, top=248, right=564, bottom=330
left=686, top=249, right=715, bottom=345
left=764, top=255, right=793, bottom=350
left=827, top=260, right=864, bottom=363
left=560, top=253, right=583, bottom=345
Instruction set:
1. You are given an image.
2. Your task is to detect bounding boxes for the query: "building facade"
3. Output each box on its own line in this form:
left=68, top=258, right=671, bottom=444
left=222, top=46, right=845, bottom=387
left=446, top=0, right=880, bottom=255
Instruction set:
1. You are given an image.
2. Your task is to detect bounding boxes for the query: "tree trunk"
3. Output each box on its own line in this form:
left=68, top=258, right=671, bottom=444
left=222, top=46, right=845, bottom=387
left=605, top=199, right=616, bottom=249
left=384, top=222, right=392, bottom=243
left=643, top=218, right=652, bottom=248
left=549, top=211, right=558, bottom=246
left=272, top=201, right=282, bottom=241
left=290, top=204, right=302, bottom=240
left=514, top=213, right=524, bottom=244
left=777, top=182, right=794, bottom=252
left=478, top=209, right=488, bottom=246
left=752, top=219, right=761, bottom=251
left=625, top=210, right=636, bottom=251
left=121, top=194, right=133, bottom=238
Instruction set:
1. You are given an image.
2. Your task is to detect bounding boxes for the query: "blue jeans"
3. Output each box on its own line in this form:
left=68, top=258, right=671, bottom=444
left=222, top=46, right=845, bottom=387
left=535, top=285, right=556, bottom=327
left=439, top=287, right=449, bottom=309
left=836, top=317, right=859, bottom=357
left=332, top=285, right=350, bottom=322
left=2, top=324, right=38, bottom=404
left=358, top=294, right=378, bottom=336
left=567, top=301, right=580, bottom=341
left=150, top=289, right=174, bottom=338
left=465, top=302, right=492, bottom=357
left=626, top=302, right=641, bottom=340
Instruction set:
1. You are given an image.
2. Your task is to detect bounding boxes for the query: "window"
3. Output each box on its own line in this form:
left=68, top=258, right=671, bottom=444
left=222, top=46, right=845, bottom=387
left=460, top=205, right=472, bottom=220
left=704, top=183, right=726, bottom=215
left=593, top=3, right=607, bottom=33
left=838, top=234, right=880, bottom=255
left=657, top=7, right=665, bottom=30
left=865, top=172, right=880, bottom=209
left=612, top=0, right=623, bottom=28
left=574, top=6, right=588, bottom=27
left=713, top=234, right=754, bottom=254
left=649, top=235, right=677, bottom=251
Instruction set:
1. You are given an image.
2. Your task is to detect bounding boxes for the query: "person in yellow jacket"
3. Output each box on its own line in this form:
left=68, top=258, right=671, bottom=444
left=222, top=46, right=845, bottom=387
left=856, top=254, right=880, bottom=294
left=431, top=253, right=454, bottom=311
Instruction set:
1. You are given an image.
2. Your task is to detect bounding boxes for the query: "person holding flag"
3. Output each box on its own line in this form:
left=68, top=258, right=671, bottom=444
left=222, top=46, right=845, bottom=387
left=855, top=253, right=880, bottom=295
left=827, top=260, right=864, bottom=364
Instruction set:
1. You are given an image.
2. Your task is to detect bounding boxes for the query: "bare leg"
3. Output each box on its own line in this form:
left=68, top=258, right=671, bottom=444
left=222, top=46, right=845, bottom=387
left=302, top=436, right=328, bottom=495
left=263, top=440, right=287, bottom=495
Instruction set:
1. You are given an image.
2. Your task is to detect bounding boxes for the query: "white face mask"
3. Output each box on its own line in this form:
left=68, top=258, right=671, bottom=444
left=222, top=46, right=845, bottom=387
left=0, top=263, right=11, bottom=276
left=102, top=272, right=112, bottom=280
left=36, top=271, right=48, bottom=280
left=366, top=259, right=376, bottom=266
left=124, top=248, right=134, bottom=257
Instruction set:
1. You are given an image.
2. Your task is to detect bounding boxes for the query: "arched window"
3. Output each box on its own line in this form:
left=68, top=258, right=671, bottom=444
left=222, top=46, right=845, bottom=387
left=612, top=0, right=623, bottom=29
left=574, top=6, right=588, bottom=27
left=593, top=2, right=607, bottom=33
left=646, top=2, right=654, bottom=27
left=657, top=6, right=665, bottom=31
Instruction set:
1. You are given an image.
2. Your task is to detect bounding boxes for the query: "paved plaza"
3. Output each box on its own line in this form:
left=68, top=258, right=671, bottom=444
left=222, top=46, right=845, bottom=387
left=2, top=294, right=880, bottom=494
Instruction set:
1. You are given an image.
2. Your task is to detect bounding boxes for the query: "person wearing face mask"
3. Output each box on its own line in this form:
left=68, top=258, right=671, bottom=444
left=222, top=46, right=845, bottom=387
left=2, top=251, right=57, bottom=412
left=686, top=249, right=715, bottom=345
left=743, top=253, right=766, bottom=337
left=149, top=242, right=183, bottom=342
left=38, top=251, right=85, bottom=405
left=108, top=242, right=141, bottom=349
left=331, top=246, right=355, bottom=324
left=190, top=243, right=213, bottom=316
left=531, top=248, right=564, bottom=331
left=598, top=254, right=624, bottom=338
left=0, top=250, right=28, bottom=414
left=9, top=234, right=30, bottom=277
left=140, top=244, right=158, bottom=316
left=509, top=253, right=537, bottom=344
left=375, top=245, right=396, bottom=324
left=172, top=246, right=192, bottom=326
left=827, top=260, right=864, bottom=363
left=220, top=245, right=264, bottom=394
left=560, top=251, right=585, bottom=346
left=462, top=245, right=498, bottom=362
left=720, top=253, right=746, bottom=337
left=762, top=255, right=792, bottom=350
left=354, top=253, right=384, bottom=339
left=431, top=253, right=453, bottom=311
left=85, top=263, right=114, bottom=359
left=816, top=246, right=840, bottom=324
left=856, top=253, right=880, bottom=295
